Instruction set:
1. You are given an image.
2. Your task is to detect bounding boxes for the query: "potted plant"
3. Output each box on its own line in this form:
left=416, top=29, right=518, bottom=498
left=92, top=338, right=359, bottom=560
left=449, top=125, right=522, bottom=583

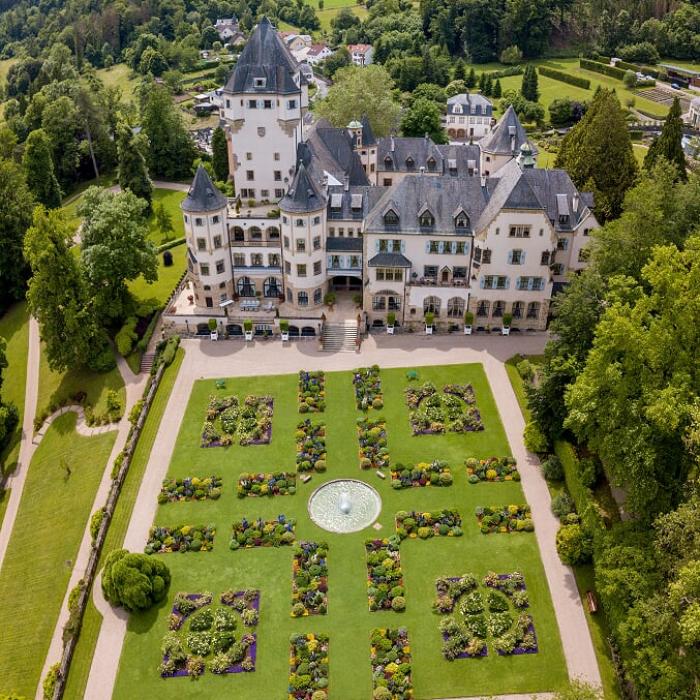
left=502, top=313, right=512, bottom=336
left=387, top=311, right=396, bottom=334
left=243, top=319, right=253, bottom=341
left=208, top=318, right=218, bottom=341
left=425, top=311, right=435, bottom=335
left=464, top=310, right=474, bottom=335
left=280, top=319, right=290, bottom=342
left=324, top=291, right=336, bottom=309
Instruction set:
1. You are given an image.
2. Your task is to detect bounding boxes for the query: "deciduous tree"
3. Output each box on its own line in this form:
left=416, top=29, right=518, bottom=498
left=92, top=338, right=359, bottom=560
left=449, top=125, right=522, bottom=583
left=400, top=97, right=446, bottom=143
left=23, top=128, right=62, bottom=208
left=211, top=126, right=229, bottom=182
left=101, top=549, right=171, bottom=611
left=117, top=124, right=152, bottom=206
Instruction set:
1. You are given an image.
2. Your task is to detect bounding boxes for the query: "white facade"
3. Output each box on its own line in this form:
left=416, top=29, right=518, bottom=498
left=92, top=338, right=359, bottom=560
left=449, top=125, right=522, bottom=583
left=348, top=44, right=374, bottom=66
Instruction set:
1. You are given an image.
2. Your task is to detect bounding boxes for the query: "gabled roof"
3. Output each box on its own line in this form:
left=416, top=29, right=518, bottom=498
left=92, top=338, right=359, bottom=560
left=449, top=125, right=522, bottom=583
left=503, top=176, right=543, bottom=211
left=480, top=105, right=532, bottom=155
left=377, top=135, right=444, bottom=173
left=279, top=162, right=326, bottom=213
left=446, top=93, right=493, bottom=117
left=327, top=237, right=363, bottom=252
left=360, top=115, right=376, bottom=146
left=181, top=166, right=227, bottom=213
left=225, top=17, right=301, bottom=95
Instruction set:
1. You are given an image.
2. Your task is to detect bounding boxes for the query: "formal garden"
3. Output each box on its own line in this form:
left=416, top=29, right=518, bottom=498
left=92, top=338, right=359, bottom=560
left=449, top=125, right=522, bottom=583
left=113, top=363, right=568, bottom=699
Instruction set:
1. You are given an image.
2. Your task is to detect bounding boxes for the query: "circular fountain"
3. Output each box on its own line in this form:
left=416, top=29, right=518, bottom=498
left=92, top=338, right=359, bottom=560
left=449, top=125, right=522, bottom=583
left=308, top=479, right=382, bottom=533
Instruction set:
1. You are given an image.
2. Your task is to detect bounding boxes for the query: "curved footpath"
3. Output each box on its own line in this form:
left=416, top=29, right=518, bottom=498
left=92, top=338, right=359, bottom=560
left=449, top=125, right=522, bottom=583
left=85, top=333, right=600, bottom=699
left=35, top=355, right=147, bottom=700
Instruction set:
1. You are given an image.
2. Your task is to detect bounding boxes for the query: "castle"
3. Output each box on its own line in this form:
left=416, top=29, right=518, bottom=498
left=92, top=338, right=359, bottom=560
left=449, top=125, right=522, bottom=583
left=171, top=18, right=598, bottom=338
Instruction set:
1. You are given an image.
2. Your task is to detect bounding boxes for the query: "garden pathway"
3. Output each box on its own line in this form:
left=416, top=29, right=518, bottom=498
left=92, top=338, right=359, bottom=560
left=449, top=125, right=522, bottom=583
left=36, top=354, right=147, bottom=700
left=86, top=332, right=601, bottom=698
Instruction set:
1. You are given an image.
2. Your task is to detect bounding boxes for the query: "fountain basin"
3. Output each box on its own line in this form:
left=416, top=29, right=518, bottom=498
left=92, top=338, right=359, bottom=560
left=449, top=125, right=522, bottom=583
left=308, top=479, right=382, bottom=533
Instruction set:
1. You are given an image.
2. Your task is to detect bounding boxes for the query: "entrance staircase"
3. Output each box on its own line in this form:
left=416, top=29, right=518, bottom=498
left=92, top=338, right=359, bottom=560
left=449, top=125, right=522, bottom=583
left=321, top=320, right=358, bottom=352
left=140, top=352, right=156, bottom=373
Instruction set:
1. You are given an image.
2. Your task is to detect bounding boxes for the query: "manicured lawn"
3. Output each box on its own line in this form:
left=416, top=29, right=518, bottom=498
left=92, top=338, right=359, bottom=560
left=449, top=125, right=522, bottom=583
left=114, top=364, right=568, bottom=699
left=633, top=144, right=648, bottom=166
left=0, top=303, right=29, bottom=476
left=95, top=64, right=138, bottom=103
left=63, top=350, right=185, bottom=700
left=148, top=190, right=186, bottom=245
left=317, top=4, right=367, bottom=30
left=37, top=346, right=125, bottom=422
left=0, top=412, right=117, bottom=698
left=128, top=243, right=186, bottom=308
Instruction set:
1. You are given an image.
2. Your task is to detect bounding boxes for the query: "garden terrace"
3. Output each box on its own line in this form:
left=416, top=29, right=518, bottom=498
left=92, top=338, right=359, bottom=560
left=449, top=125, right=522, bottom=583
left=475, top=505, right=534, bottom=534
left=466, top=456, right=520, bottom=483
left=237, top=471, right=296, bottom=498
left=298, top=371, right=326, bottom=413
left=370, top=628, right=412, bottom=700
left=158, top=476, right=222, bottom=503
left=295, top=420, right=327, bottom=472
left=353, top=365, right=383, bottom=410
left=365, top=539, right=405, bottom=612
left=395, top=509, right=463, bottom=540
left=201, top=394, right=273, bottom=447
left=291, top=541, right=328, bottom=617
left=145, top=524, right=215, bottom=553
left=229, top=515, right=296, bottom=549
left=357, top=417, right=390, bottom=470
left=390, top=460, right=453, bottom=489
left=288, top=633, right=329, bottom=699
left=405, top=382, right=483, bottom=435
left=114, top=365, right=567, bottom=699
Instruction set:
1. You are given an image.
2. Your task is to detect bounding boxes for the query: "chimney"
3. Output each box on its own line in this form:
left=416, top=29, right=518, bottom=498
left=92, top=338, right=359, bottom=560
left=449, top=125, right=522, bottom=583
left=343, top=174, right=350, bottom=192
left=390, top=135, right=395, bottom=152
left=573, top=193, right=580, bottom=212
left=510, top=134, right=516, bottom=151
left=419, top=166, right=425, bottom=176
left=480, top=175, right=487, bottom=188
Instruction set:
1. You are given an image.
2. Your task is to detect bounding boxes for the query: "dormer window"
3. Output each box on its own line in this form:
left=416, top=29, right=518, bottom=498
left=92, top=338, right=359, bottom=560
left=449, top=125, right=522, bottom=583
left=427, top=157, right=436, bottom=172
left=454, top=104, right=462, bottom=114
left=254, top=77, right=266, bottom=88
left=455, top=213, right=469, bottom=229
left=384, top=155, right=393, bottom=170
left=419, top=211, right=434, bottom=228
left=384, top=209, right=399, bottom=226
left=405, top=156, right=415, bottom=170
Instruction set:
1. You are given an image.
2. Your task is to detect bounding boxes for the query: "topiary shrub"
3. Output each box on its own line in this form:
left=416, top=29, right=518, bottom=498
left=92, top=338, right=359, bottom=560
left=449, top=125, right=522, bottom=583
left=541, top=455, right=564, bottom=482
left=101, top=549, right=171, bottom=611
left=391, top=596, right=406, bottom=611
left=556, top=524, right=593, bottom=565
left=551, top=492, right=575, bottom=521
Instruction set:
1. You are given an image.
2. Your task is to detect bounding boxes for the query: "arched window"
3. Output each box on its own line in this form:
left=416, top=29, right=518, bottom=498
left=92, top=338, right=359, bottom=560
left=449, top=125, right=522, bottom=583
left=233, top=226, right=245, bottom=241
left=249, top=226, right=262, bottom=240
left=427, top=157, right=437, bottom=172
left=373, top=290, right=400, bottom=311
left=477, top=300, right=490, bottom=317
left=455, top=212, right=470, bottom=229
left=384, top=209, right=399, bottom=226
left=314, top=288, right=322, bottom=305
left=423, top=296, right=441, bottom=315
left=527, top=302, right=540, bottom=319
left=447, top=297, right=465, bottom=318
left=419, top=210, right=434, bottom=228
left=266, top=226, right=280, bottom=239
left=237, top=277, right=255, bottom=297
left=263, top=277, right=281, bottom=297
left=297, top=291, right=308, bottom=306
left=405, top=156, right=415, bottom=170
left=493, top=301, right=505, bottom=317
left=512, top=301, right=524, bottom=319
left=384, top=155, right=393, bottom=170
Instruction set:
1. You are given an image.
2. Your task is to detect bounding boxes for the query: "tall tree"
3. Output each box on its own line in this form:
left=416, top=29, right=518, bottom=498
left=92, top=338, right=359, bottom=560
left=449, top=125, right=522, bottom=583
left=400, top=98, right=447, bottom=143
left=0, top=337, right=19, bottom=454
left=117, top=124, right=152, bottom=206
left=22, top=128, right=62, bottom=208
left=211, top=126, right=229, bottom=182
left=79, top=188, right=158, bottom=321
left=644, top=97, right=687, bottom=181
left=142, top=83, right=195, bottom=180
left=521, top=64, right=539, bottom=101
left=24, top=206, right=107, bottom=371
left=316, top=65, right=401, bottom=137
left=466, top=67, right=477, bottom=89
left=0, top=158, right=34, bottom=313
left=556, top=88, right=637, bottom=222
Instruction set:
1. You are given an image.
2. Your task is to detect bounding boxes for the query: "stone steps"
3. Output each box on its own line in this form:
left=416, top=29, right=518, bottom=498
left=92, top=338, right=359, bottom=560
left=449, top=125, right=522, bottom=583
left=321, top=321, right=358, bottom=353
left=140, top=353, right=156, bottom=373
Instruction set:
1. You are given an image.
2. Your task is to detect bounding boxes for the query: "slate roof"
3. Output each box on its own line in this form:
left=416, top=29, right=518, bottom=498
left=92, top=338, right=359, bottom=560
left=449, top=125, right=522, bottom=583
left=446, top=93, right=493, bottom=117
left=480, top=105, right=534, bottom=155
left=435, top=143, right=481, bottom=176
left=360, top=115, right=376, bottom=146
left=279, top=162, right=326, bottom=213
left=376, top=135, right=444, bottom=174
left=327, top=237, right=363, bottom=252
left=181, top=166, right=227, bottom=213
left=364, top=175, right=492, bottom=235
left=225, top=17, right=301, bottom=95
left=368, top=252, right=412, bottom=267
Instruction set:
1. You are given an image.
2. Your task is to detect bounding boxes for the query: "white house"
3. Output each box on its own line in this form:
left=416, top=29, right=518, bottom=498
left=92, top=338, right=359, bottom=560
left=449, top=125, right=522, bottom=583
left=688, top=96, right=700, bottom=128
left=347, top=44, right=374, bottom=66
left=215, top=17, right=240, bottom=40
left=444, top=93, right=493, bottom=141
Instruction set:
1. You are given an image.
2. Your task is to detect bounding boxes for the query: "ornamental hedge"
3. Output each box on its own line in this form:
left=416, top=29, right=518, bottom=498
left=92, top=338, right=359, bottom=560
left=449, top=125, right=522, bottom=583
left=370, top=628, right=412, bottom=699
left=158, top=475, right=222, bottom=503
left=145, top=524, right=215, bottom=554
left=579, top=58, right=626, bottom=80
left=237, top=471, right=296, bottom=497
left=102, top=549, right=171, bottom=611
left=395, top=509, right=463, bottom=540
left=229, top=515, right=296, bottom=550
left=538, top=65, right=590, bottom=90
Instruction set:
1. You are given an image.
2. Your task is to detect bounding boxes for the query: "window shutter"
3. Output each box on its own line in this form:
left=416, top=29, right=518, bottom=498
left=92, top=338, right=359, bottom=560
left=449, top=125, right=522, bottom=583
left=451, top=241, right=457, bottom=254
left=479, top=277, right=485, bottom=289
left=401, top=240, right=406, bottom=253
left=375, top=240, right=380, bottom=252
left=505, top=277, right=510, bottom=289
left=515, top=277, right=521, bottom=291
left=425, top=241, right=431, bottom=254
left=507, top=250, right=513, bottom=264
left=521, top=251, right=526, bottom=264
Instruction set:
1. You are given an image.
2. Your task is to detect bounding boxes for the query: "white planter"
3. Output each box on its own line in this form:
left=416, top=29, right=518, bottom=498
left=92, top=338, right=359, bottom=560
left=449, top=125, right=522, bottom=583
left=425, top=325, right=433, bottom=335
left=244, top=330, right=253, bottom=341
left=501, top=327, right=511, bottom=336
left=464, top=325, right=472, bottom=335
left=387, top=326, right=394, bottom=335
left=281, top=332, right=289, bottom=342
left=210, top=331, right=218, bottom=341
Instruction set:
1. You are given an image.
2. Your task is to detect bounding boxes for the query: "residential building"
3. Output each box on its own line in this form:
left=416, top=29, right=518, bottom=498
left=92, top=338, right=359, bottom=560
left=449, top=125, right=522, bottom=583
left=444, top=93, right=494, bottom=141
left=347, top=44, right=374, bottom=66
left=214, top=17, right=240, bottom=40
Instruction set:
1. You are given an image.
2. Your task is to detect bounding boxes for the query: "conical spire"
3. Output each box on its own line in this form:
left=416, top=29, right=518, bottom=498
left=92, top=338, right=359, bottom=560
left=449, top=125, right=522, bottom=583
left=181, top=165, right=227, bottom=213
left=279, top=162, right=325, bottom=213
left=481, top=105, right=530, bottom=155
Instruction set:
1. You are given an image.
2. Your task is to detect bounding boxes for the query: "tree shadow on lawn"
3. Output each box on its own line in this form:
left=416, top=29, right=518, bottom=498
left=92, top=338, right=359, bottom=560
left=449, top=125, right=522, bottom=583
left=129, top=595, right=169, bottom=636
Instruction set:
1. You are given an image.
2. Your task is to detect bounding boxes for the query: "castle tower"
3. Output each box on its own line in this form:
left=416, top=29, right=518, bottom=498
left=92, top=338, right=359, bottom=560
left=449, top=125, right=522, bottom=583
left=479, top=105, right=535, bottom=176
left=181, top=166, right=231, bottom=310
left=349, top=115, right=377, bottom=183
left=221, top=17, right=308, bottom=204
left=279, top=163, right=328, bottom=311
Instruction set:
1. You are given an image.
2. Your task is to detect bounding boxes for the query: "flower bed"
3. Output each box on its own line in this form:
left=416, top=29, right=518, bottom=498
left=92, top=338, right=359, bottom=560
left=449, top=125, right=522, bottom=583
left=465, top=456, right=520, bottom=483
left=291, top=541, right=328, bottom=617
left=395, top=509, right=463, bottom=540
left=229, top=515, right=296, bottom=550
left=288, top=633, right=329, bottom=699
left=370, top=628, right=412, bottom=699
left=296, top=420, right=327, bottom=473
left=365, top=538, right=405, bottom=612
left=404, top=382, right=483, bottom=435
left=358, top=417, right=390, bottom=470
left=145, top=524, right=215, bottom=554
left=353, top=366, right=383, bottom=410
left=298, top=371, right=325, bottom=413
left=390, top=460, right=452, bottom=489
left=159, top=589, right=259, bottom=678
left=475, top=505, right=534, bottom=533
left=158, top=475, right=222, bottom=503
left=201, top=394, right=273, bottom=447
left=237, top=472, right=296, bottom=498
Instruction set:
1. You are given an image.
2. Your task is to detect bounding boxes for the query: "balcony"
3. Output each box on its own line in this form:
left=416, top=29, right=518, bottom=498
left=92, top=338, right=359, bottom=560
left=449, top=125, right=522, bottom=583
left=230, top=238, right=281, bottom=247
left=406, top=277, right=469, bottom=288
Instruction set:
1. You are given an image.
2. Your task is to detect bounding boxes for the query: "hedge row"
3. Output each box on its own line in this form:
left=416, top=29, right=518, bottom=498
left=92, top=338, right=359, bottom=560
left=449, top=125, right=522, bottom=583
left=538, top=65, right=590, bottom=90
left=484, top=65, right=524, bottom=79
left=579, top=58, right=626, bottom=81
left=157, top=237, right=185, bottom=253
left=614, top=59, right=667, bottom=80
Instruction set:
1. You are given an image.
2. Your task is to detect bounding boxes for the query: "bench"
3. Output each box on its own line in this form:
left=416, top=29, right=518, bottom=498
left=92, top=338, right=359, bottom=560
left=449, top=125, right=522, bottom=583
left=586, top=590, right=598, bottom=614
left=300, top=474, right=312, bottom=484
left=376, top=470, right=386, bottom=479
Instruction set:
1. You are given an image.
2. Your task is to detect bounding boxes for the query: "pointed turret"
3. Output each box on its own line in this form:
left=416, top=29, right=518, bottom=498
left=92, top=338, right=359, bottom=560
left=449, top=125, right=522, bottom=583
left=181, top=165, right=227, bottom=213
left=516, top=142, right=536, bottom=169
left=481, top=105, right=530, bottom=155
left=280, top=162, right=325, bottom=213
